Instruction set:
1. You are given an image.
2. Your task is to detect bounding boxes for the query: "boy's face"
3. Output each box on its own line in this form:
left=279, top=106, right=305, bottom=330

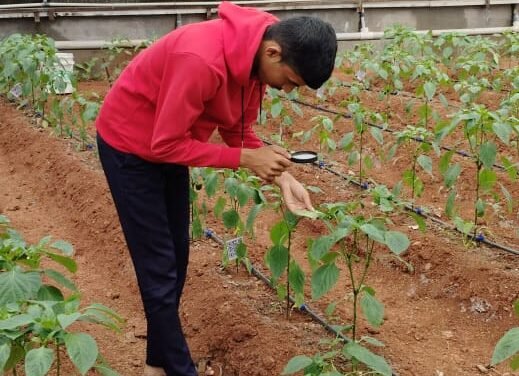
left=256, top=41, right=306, bottom=93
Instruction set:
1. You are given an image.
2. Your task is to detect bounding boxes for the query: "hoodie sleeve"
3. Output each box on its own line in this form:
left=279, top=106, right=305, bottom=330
left=217, top=83, right=264, bottom=149
left=151, top=52, right=242, bottom=168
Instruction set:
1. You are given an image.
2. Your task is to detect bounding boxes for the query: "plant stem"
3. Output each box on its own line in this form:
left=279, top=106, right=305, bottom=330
left=473, top=123, right=484, bottom=237
left=280, top=205, right=292, bottom=320
left=31, top=81, right=35, bottom=108
left=359, top=126, right=364, bottom=185
left=57, top=343, right=61, bottom=376
left=346, top=230, right=360, bottom=341
left=286, top=228, right=291, bottom=320
left=411, top=149, right=418, bottom=208
left=424, top=99, right=429, bottom=130
left=358, top=238, right=374, bottom=291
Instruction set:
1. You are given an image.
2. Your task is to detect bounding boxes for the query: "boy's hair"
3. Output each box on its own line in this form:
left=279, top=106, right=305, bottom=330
left=264, top=16, right=337, bottom=89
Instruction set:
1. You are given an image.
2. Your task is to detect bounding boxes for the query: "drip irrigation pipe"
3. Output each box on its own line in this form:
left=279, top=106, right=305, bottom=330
left=202, top=228, right=351, bottom=343
left=202, top=228, right=401, bottom=376
left=261, top=138, right=519, bottom=256
left=289, top=97, right=515, bottom=173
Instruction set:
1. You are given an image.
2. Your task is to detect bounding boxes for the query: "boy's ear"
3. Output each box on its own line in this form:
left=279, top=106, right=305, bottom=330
left=264, top=41, right=282, bottom=62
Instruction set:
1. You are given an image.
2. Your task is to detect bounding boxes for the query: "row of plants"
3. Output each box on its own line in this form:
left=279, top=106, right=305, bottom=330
left=0, top=215, right=123, bottom=375
left=0, top=34, right=107, bottom=150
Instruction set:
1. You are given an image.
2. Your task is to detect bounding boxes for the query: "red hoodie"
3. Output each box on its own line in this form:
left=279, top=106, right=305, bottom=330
left=96, top=2, right=278, bottom=168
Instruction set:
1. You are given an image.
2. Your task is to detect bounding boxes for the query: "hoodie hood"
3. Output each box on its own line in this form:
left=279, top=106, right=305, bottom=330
left=219, top=1, right=278, bottom=86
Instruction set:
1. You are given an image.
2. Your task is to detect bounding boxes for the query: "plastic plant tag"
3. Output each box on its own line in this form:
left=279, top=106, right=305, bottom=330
left=9, top=83, right=22, bottom=100
left=225, top=236, right=243, bottom=261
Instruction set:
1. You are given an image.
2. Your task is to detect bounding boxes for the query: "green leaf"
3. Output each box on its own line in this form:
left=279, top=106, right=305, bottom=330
left=281, top=355, right=313, bottom=375
left=491, top=328, right=519, bottom=366
left=64, top=333, right=98, bottom=375
left=270, top=221, right=289, bottom=245
left=340, top=132, right=355, bottom=150
left=361, top=336, right=385, bottom=347
left=45, top=252, right=77, bottom=273
left=57, top=312, right=81, bottom=330
left=384, top=231, right=410, bottom=255
left=293, top=209, right=320, bottom=219
left=0, top=341, right=10, bottom=371
left=236, top=242, right=247, bottom=259
left=378, top=68, right=388, bottom=81
left=4, top=343, right=24, bottom=371
left=479, top=168, right=497, bottom=192
left=265, top=244, right=288, bottom=281
left=475, top=198, right=485, bottom=218
left=492, top=122, right=512, bottom=145
left=204, top=172, right=218, bottom=197
left=325, top=301, right=337, bottom=317
left=348, top=150, right=359, bottom=165
left=439, top=151, right=454, bottom=175
left=323, top=117, right=334, bottom=131
left=444, top=163, right=461, bottom=189
left=439, top=93, right=449, bottom=108
left=236, top=184, right=252, bottom=207
left=246, top=204, right=263, bottom=235
left=360, top=224, right=385, bottom=243
left=0, top=269, right=41, bottom=305
left=222, top=209, right=240, bottom=230
left=50, top=240, right=74, bottom=256
left=479, top=142, right=497, bottom=169
left=453, top=216, right=475, bottom=235
left=361, top=290, right=384, bottom=327
left=37, top=285, right=64, bottom=301
left=213, top=196, right=226, bottom=218
left=514, top=300, right=519, bottom=317
left=309, top=235, right=335, bottom=261
left=283, top=211, right=300, bottom=231
left=44, top=269, right=77, bottom=291
left=0, top=214, right=10, bottom=225
left=306, top=185, right=323, bottom=194
left=343, top=342, right=392, bottom=376
left=370, top=127, right=384, bottom=144
left=288, top=260, right=305, bottom=297
left=501, top=156, right=518, bottom=181
left=271, top=99, right=283, bottom=118
left=445, top=190, right=457, bottom=218
left=423, top=81, right=436, bottom=101
left=443, top=46, right=453, bottom=59
left=191, top=217, right=203, bottom=239
left=25, top=347, right=54, bottom=376
left=410, top=212, right=427, bottom=232
left=86, top=303, right=124, bottom=322
left=94, top=365, right=121, bottom=376
left=311, top=263, right=339, bottom=300
left=417, top=155, right=433, bottom=175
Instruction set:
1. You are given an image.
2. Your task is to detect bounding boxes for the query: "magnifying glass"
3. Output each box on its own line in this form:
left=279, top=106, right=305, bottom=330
left=290, top=151, right=318, bottom=164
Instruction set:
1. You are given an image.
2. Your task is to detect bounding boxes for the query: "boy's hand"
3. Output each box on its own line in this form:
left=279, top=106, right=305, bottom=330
left=274, top=172, right=314, bottom=213
left=240, top=146, right=291, bottom=182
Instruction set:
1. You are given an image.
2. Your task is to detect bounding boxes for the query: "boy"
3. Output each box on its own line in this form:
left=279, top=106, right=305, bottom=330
left=96, top=2, right=337, bottom=375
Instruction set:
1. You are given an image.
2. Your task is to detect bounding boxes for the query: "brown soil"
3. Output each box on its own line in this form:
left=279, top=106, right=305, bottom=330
left=0, top=73, right=518, bottom=376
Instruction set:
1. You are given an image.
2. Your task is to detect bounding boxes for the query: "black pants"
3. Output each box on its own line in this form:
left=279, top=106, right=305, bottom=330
left=97, top=134, right=197, bottom=376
